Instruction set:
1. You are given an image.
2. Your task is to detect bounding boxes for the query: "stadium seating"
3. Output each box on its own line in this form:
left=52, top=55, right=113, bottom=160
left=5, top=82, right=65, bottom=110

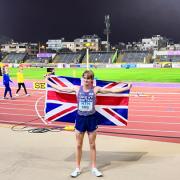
left=121, top=52, right=148, bottom=63
left=53, top=53, right=81, bottom=63
left=2, top=53, right=26, bottom=63
left=82, top=52, right=114, bottom=63
left=160, top=55, right=180, bottom=62
left=171, top=56, right=180, bottom=62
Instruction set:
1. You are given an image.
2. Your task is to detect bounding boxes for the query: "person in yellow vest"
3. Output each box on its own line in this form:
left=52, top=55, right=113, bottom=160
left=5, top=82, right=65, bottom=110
left=15, top=66, right=30, bottom=96
left=0, top=63, right=3, bottom=76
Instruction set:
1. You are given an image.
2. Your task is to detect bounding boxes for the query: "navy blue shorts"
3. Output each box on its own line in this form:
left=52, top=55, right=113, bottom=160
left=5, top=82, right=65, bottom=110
left=75, top=114, right=98, bottom=133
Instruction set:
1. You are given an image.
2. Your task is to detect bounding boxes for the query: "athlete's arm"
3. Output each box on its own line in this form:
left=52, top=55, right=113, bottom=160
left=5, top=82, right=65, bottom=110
left=45, top=75, right=79, bottom=93
left=95, top=83, right=132, bottom=94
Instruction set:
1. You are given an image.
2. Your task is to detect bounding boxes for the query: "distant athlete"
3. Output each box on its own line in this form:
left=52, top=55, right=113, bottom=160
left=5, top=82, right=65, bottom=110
left=47, top=68, right=55, bottom=75
left=0, top=63, right=3, bottom=76
left=3, top=66, right=13, bottom=99
left=15, top=66, right=30, bottom=96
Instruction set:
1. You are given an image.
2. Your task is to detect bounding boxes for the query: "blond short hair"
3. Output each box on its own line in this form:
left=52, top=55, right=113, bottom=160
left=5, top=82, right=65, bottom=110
left=82, top=70, right=94, bottom=80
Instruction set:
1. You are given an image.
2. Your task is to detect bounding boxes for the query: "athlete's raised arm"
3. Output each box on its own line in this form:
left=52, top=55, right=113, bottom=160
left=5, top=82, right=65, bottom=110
left=95, top=83, right=132, bottom=94
left=45, top=75, right=79, bottom=93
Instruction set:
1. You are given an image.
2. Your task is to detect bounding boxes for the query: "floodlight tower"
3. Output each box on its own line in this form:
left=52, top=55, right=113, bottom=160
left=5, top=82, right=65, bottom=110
left=104, top=14, right=111, bottom=52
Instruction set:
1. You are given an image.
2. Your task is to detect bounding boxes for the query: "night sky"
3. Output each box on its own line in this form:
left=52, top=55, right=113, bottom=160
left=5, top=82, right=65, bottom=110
left=1, top=0, right=180, bottom=44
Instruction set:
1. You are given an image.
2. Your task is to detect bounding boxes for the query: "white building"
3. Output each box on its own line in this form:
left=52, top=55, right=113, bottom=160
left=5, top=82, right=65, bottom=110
left=141, top=35, right=168, bottom=50
left=1, top=43, right=27, bottom=53
left=62, top=42, right=75, bottom=52
left=167, top=43, right=180, bottom=50
left=46, top=39, right=64, bottom=51
left=74, top=35, right=101, bottom=52
left=46, top=39, right=75, bottom=52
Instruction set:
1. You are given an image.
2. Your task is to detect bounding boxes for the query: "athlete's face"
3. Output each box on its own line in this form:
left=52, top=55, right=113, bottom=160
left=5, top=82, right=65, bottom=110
left=4, top=67, right=9, bottom=73
left=83, top=74, right=93, bottom=86
left=19, top=67, right=23, bottom=72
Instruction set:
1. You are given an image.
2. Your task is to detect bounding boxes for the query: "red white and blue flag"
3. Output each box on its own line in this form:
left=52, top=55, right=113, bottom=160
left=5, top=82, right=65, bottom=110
left=45, top=76, right=130, bottom=126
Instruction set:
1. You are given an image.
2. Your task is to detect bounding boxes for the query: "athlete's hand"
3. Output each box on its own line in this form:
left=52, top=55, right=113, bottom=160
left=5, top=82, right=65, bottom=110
left=44, top=74, right=50, bottom=82
left=128, top=83, right=132, bottom=89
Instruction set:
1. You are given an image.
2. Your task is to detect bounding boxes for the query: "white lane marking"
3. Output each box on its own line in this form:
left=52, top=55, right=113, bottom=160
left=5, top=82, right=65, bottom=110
left=131, top=92, right=180, bottom=95
left=129, top=109, right=180, bottom=112
left=129, top=120, right=180, bottom=125
left=129, top=105, right=180, bottom=108
left=130, top=102, right=180, bottom=105
left=35, top=95, right=47, bottom=125
left=0, top=102, right=44, bottom=107
left=0, top=107, right=44, bottom=112
left=131, top=114, right=180, bottom=118
left=0, top=120, right=45, bottom=126
left=0, top=112, right=36, bottom=116
left=98, top=126, right=180, bottom=134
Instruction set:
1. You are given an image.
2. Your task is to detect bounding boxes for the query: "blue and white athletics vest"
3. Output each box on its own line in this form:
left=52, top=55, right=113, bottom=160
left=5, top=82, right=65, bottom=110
left=77, top=86, right=96, bottom=116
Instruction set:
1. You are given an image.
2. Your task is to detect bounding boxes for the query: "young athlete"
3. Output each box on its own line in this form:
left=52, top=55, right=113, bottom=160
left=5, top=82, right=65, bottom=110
left=45, top=70, right=132, bottom=177
left=15, top=66, right=29, bottom=96
left=3, top=66, right=13, bottom=99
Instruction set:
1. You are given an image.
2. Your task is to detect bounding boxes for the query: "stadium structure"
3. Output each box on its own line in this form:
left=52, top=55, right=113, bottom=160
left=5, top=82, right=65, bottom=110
left=0, top=34, right=180, bottom=69
left=0, top=13, right=180, bottom=70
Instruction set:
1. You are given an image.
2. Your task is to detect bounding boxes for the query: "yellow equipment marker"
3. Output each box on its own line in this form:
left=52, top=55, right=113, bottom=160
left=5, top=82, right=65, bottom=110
left=63, top=125, right=75, bottom=131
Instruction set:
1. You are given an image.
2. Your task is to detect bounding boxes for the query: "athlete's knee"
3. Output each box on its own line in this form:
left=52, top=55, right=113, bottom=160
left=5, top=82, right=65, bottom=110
left=89, top=141, right=96, bottom=150
left=77, top=142, right=83, bottom=150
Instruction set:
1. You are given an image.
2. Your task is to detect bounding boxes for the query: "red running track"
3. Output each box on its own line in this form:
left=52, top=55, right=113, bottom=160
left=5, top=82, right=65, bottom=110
left=0, top=86, right=180, bottom=143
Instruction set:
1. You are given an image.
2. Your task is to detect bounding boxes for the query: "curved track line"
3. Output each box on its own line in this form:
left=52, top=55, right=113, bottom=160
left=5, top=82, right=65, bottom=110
left=35, top=95, right=47, bottom=125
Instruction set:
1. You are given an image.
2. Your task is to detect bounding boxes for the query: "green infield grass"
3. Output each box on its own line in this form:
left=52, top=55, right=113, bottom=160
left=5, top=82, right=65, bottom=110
left=2, top=67, right=180, bottom=82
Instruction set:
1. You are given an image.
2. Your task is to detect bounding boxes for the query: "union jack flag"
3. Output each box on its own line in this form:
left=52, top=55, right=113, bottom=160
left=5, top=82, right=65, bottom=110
left=45, top=76, right=130, bottom=126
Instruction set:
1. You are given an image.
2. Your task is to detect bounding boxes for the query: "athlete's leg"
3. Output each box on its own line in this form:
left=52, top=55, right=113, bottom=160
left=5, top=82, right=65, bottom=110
left=88, top=131, right=97, bottom=168
left=75, top=131, right=85, bottom=169
left=9, top=88, right=12, bottom=98
left=22, top=83, right=28, bottom=94
left=16, top=83, right=21, bottom=94
left=4, top=86, right=8, bottom=98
